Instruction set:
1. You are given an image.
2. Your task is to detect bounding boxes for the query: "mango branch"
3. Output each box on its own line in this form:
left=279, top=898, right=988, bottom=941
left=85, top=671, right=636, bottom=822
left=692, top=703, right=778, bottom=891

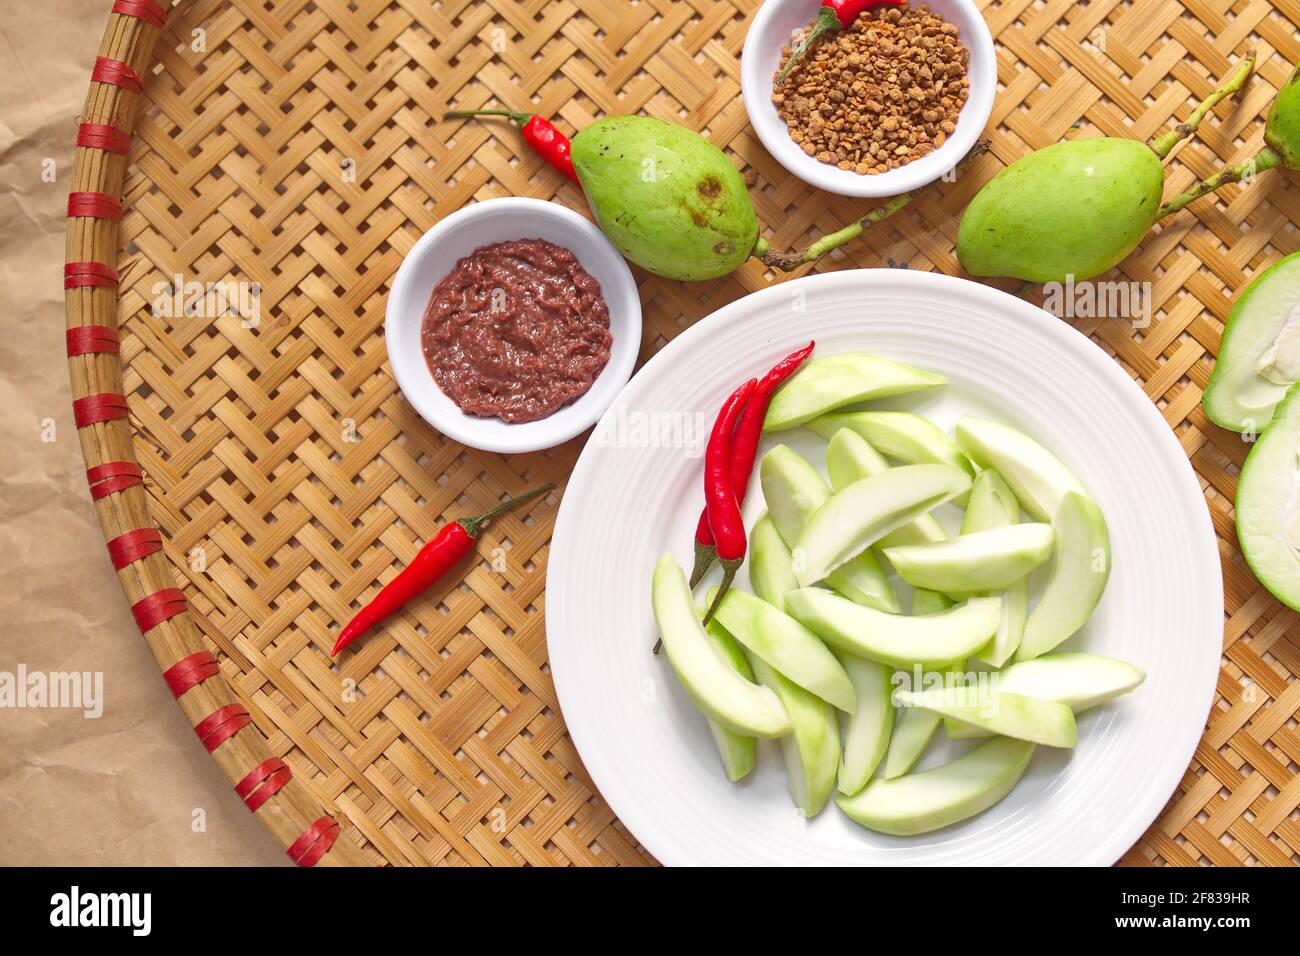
left=754, top=140, right=990, bottom=272
left=1157, top=146, right=1282, bottom=217
left=1149, top=50, right=1256, bottom=159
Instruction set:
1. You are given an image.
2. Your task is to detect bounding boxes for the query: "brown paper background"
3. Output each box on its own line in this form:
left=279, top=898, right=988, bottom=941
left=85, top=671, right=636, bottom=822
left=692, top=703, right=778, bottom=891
left=0, top=1, right=284, bottom=866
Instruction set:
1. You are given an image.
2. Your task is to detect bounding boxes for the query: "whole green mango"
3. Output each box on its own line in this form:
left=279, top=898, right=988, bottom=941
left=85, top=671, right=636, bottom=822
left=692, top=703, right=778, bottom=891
left=956, top=138, right=1164, bottom=283
left=571, top=116, right=759, bottom=281
left=1264, top=64, right=1300, bottom=169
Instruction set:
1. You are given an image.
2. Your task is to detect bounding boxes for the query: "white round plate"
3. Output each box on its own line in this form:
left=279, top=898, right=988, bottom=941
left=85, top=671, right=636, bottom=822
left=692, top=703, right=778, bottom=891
left=547, top=270, right=1221, bottom=866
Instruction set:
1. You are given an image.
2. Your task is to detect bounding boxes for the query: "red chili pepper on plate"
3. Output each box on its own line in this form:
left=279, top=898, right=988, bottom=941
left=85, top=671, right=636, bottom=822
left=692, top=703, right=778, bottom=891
left=688, top=341, right=815, bottom=588
left=776, top=0, right=907, bottom=85
left=699, top=378, right=758, bottom=627
left=443, top=109, right=579, bottom=183
left=332, top=483, right=555, bottom=656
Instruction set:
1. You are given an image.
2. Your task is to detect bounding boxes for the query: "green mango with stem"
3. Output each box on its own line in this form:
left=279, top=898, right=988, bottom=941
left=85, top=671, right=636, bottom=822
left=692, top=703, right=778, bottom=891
left=956, top=52, right=1291, bottom=283
left=569, top=115, right=987, bottom=281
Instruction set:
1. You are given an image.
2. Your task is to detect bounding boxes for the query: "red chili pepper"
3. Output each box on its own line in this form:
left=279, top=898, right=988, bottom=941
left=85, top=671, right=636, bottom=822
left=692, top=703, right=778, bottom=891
left=443, top=109, right=579, bottom=183
left=688, top=341, right=815, bottom=588
left=699, top=378, right=758, bottom=627
left=332, top=483, right=555, bottom=655
left=776, top=0, right=906, bottom=85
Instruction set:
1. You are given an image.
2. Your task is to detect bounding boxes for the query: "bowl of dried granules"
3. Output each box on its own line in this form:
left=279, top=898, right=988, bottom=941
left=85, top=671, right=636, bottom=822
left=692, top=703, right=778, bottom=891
left=741, top=0, right=995, bottom=198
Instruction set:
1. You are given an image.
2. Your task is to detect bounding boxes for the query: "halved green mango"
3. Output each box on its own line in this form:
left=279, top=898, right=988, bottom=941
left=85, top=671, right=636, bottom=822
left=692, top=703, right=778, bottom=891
left=810, top=412, right=976, bottom=490
left=786, top=588, right=1001, bottom=668
left=896, top=686, right=1077, bottom=748
left=710, top=588, right=856, bottom=713
left=763, top=353, right=946, bottom=432
left=760, top=445, right=898, bottom=612
left=748, top=514, right=798, bottom=611
left=959, top=469, right=1026, bottom=666
left=836, top=654, right=894, bottom=795
left=651, top=555, right=791, bottom=737
left=825, top=428, right=948, bottom=548
left=883, top=523, right=1055, bottom=593
left=794, top=464, right=972, bottom=586
left=944, top=652, right=1145, bottom=739
left=837, top=737, right=1036, bottom=836
left=1235, top=382, right=1300, bottom=610
left=1202, top=252, right=1300, bottom=432
left=1016, top=492, right=1111, bottom=660
left=953, top=417, right=1086, bottom=523
left=702, top=614, right=758, bottom=781
left=748, top=653, right=841, bottom=817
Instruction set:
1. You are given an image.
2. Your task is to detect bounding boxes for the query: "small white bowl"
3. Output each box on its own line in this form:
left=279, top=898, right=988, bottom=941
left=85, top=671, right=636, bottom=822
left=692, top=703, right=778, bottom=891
left=385, top=198, right=641, bottom=454
left=741, top=0, right=996, bottom=198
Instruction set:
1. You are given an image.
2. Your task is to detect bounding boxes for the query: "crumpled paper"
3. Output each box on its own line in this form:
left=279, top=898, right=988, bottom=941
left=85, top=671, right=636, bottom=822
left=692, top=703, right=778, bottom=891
left=0, top=1, right=285, bottom=865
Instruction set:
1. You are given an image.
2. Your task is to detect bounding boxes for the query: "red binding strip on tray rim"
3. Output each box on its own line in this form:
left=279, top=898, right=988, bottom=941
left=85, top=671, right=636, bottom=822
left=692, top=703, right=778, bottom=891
left=236, top=758, right=292, bottom=812
left=76, top=122, right=131, bottom=156
left=87, top=461, right=143, bottom=499
left=73, top=392, right=130, bottom=427
left=162, top=651, right=220, bottom=698
left=64, top=261, right=120, bottom=289
left=67, top=191, right=122, bottom=220
left=107, top=528, right=163, bottom=569
left=130, top=587, right=187, bottom=633
left=91, top=57, right=143, bottom=94
left=194, top=704, right=251, bottom=753
left=66, top=325, right=121, bottom=356
left=288, top=817, right=340, bottom=867
left=112, top=0, right=167, bottom=29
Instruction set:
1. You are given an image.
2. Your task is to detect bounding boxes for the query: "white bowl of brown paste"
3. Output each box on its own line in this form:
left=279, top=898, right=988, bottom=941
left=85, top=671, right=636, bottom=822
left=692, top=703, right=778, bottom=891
left=387, top=198, right=641, bottom=453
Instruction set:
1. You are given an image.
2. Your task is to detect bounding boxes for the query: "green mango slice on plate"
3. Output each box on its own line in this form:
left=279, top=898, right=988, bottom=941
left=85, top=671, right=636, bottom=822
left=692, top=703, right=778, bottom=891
left=651, top=555, right=791, bottom=738
left=836, top=653, right=894, bottom=795
left=710, top=588, right=857, bottom=714
left=1202, top=251, right=1300, bottom=433
left=760, top=445, right=898, bottom=612
left=895, top=686, right=1077, bottom=748
left=701, top=613, right=758, bottom=781
left=762, top=353, right=945, bottom=432
left=747, top=653, right=841, bottom=817
left=1016, top=491, right=1111, bottom=660
left=748, top=514, right=799, bottom=612
left=809, top=412, right=976, bottom=503
left=953, top=416, right=1086, bottom=523
left=786, top=587, right=1001, bottom=668
left=794, top=463, right=971, bottom=586
left=958, top=469, right=1027, bottom=666
left=883, top=523, right=1055, bottom=593
left=837, top=736, right=1036, bottom=836
left=825, top=428, right=947, bottom=548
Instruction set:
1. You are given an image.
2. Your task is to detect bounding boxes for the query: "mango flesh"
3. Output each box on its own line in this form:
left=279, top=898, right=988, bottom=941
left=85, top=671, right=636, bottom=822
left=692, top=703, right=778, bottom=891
left=571, top=116, right=759, bottom=281
left=956, top=138, right=1165, bottom=283
left=1265, top=64, right=1300, bottom=169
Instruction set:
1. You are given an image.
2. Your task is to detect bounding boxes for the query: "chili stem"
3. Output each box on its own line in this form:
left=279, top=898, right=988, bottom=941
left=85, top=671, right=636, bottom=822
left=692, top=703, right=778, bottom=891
left=755, top=139, right=990, bottom=271
left=776, top=6, right=842, bottom=85
left=459, top=482, right=556, bottom=538
left=445, top=108, right=531, bottom=127
left=1150, top=51, right=1256, bottom=159
left=1157, top=146, right=1282, bottom=218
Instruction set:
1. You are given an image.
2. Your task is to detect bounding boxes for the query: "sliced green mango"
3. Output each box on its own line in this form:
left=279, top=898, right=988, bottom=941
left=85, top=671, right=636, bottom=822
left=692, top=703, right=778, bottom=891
left=1016, top=492, right=1111, bottom=660
left=701, top=614, right=758, bottom=781
left=882, top=662, right=963, bottom=779
left=794, top=464, right=972, bottom=586
left=711, top=588, right=856, bottom=713
left=1202, top=252, right=1300, bottom=432
left=825, top=428, right=948, bottom=548
left=763, top=353, right=946, bottom=432
left=809, top=411, right=976, bottom=489
left=748, top=514, right=798, bottom=611
left=952, top=416, right=1086, bottom=523
left=760, top=445, right=899, bottom=612
left=747, top=653, right=841, bottom=817
left=836, top=654, right=894, bottom=795
left=786, top=588, right=1001, bottom=668
left=957, top=469, right=1027, bottom=665
left=837, top=737, right=1036, bottom=836
left=944, top=652, right=1146, bottom=739
left=1235, top=382, right=1300, bottom=609
left=883, top=523, right=1055, bottom=593
left=911, top=588, right=953, bottom=615
left=651, top=555, right=791, bottom=737
left=896, top=686, right=1077, bottom=748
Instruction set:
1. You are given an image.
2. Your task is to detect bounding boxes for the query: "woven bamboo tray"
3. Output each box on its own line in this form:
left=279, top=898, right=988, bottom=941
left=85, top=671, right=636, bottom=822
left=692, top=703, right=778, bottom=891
left=64, top=0, right=1299, bottom=867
